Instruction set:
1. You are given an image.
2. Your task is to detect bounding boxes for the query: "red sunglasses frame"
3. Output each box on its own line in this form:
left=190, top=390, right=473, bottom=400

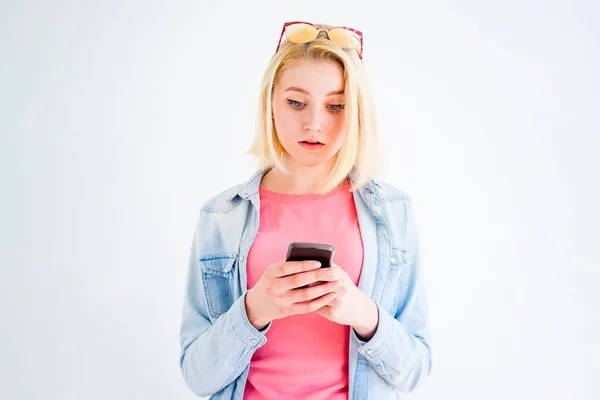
left=275, top=21, right=364, bottom=60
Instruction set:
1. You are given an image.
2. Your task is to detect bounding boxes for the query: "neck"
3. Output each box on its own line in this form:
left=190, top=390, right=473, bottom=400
left=261, top=159, right=339, bottom=195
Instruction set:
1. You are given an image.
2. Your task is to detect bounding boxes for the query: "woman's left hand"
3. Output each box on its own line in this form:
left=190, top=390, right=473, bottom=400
left=315, top=262, right=379, bottom=341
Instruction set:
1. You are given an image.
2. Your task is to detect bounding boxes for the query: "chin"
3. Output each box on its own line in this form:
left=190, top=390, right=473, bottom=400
left=282, top=145, right=339, bottom=169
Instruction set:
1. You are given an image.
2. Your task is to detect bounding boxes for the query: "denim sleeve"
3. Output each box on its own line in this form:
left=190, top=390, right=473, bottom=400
left=352, top=200, right=432, bottom=393
left=179, top=218, right=271, bottom=398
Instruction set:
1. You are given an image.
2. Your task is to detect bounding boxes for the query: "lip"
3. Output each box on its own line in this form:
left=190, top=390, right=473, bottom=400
left=299, top=141, right=325, bottom=150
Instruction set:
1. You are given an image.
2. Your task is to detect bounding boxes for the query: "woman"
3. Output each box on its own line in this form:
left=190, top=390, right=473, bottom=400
left=179, top=21, right=432, bottom=399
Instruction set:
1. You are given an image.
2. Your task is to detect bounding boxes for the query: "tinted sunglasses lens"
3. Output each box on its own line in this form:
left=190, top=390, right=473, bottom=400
left=285, top=23, right=319, bottom=43
left=328, top=28, right=361, bottom=51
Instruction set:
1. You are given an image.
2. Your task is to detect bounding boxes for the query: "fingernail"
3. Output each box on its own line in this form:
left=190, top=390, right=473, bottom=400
left=312, top=261, right=321, bottom=268
left=327, top=269, right=334, bottom=276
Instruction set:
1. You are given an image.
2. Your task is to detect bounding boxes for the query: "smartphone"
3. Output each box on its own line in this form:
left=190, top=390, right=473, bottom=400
left=285, top=242, right=335, bottom=268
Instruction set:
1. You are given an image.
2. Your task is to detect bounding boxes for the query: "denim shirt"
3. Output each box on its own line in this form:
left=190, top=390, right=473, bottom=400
left=179, top=168, right=432, bottom=399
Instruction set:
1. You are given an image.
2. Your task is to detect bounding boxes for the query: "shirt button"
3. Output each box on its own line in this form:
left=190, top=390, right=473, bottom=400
left=240, top=254, right=245, bottom=262
left=390, top=257, right=397, bottom=263
left=250, top=338, right=258, bottom=345
left=366, top=349, right=374, bottom=355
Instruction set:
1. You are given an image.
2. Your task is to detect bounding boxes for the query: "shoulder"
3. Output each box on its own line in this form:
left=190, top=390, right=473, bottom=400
left=369, top=180, right=419, bottom=244
left=369, top=179, right=412, bottom=204
left=199, top=183, right=245, bottom=214
left=197, top=169, right=268, bottom=214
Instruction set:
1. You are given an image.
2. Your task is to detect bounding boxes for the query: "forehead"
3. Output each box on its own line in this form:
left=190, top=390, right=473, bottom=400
left=278, top=61, right=344, bottom=93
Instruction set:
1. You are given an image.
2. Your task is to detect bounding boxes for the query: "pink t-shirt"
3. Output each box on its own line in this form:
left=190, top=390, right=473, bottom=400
left=243, top=181, right=364, bottom=400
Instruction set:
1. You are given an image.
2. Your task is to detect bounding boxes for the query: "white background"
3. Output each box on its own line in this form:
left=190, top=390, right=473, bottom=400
left=1, top=1, right=598, bottom=399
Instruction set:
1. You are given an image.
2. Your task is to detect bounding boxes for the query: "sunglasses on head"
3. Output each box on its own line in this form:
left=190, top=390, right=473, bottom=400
left=275, top=21, right=364, bottom=60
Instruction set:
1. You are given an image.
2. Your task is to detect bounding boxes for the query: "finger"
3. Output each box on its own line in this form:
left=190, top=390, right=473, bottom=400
left=336, top=284, right=348, bottom=297
left=288, top=280, right=342, bottom=303
left=280, top=267, right=341, bottom=290
left=328, top=297, right=340, bottom=307
left=316, top=304, right=333, bottom=317
left=290, top=291, right=338, bottom=314
left=271, top=260, right=322, bottom=278
left=329, top=264, right=344, bottom=277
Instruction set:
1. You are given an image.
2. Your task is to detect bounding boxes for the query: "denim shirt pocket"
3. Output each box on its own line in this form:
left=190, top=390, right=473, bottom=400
left=199, top=253, right=237, bottom=319
left=383, top=247, right=408, bottom=314
left=389, top=247, right=407, bottom=269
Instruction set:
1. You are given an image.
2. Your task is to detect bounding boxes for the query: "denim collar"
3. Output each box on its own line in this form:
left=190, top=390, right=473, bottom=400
left=226, top=166, right=378, bottom=203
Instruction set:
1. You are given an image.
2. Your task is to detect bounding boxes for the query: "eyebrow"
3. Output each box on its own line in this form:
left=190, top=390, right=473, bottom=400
left=284, top=86, right=344, bottom=96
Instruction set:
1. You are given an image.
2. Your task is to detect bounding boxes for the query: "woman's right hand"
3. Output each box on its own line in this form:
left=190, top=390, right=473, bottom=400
left=244, top=259, right=344, bottom=330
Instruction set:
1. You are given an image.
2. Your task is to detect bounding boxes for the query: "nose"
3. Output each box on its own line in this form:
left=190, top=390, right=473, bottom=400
left=304, top=107, right=325, bottom=132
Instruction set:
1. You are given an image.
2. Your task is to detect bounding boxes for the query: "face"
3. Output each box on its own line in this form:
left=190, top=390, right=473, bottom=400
left=271, top=61, right=347, bottom=169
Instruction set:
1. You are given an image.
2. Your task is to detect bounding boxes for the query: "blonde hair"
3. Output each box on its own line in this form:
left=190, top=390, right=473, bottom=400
left=247, top=24, right=384, bottom=194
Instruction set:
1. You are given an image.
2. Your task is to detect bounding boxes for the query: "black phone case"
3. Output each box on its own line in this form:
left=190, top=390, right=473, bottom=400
left=285, top=242, right=335, bottom=268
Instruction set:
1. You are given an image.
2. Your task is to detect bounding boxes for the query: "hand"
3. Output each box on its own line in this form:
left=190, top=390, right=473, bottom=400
left=315, top=262, right=379, bottom=341
left=245, top=259, right=344, bottom=330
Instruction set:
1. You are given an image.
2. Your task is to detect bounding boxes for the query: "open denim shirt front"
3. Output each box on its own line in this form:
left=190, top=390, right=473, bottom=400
left=179, top=168, right=432, bottom=399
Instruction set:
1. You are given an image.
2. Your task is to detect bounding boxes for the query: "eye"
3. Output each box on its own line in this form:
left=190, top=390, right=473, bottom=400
left=286, top=99, right=305, bottom=109
left=328, top=104, right=345, bottom=112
